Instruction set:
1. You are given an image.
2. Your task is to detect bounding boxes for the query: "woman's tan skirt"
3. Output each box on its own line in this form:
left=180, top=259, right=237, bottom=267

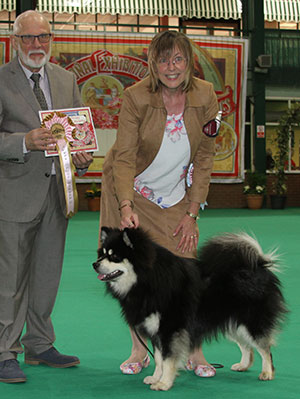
left=100, top=175, right=197, bottom=259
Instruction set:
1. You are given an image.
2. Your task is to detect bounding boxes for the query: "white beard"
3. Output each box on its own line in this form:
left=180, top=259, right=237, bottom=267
left=18, top=43, right=51, bottom=69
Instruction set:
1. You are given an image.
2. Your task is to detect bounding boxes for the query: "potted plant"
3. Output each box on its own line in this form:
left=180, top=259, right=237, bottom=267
left=243, top=170, right=266, bottom=209
left=270, top=103, right=300, bottom=209
left=85, top=182, right=101, bottom=211
left=270, top=165, right=287, bottom=209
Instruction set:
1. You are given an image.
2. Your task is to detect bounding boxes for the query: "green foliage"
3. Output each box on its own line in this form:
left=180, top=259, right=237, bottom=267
left=272, top=103, right=300, bottom=195
left=85, top=182, right=101, bottom=198
left=243, top=170, right=266, bottom=195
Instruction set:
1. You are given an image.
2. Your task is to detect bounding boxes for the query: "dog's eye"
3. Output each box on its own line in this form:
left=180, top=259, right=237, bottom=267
left=109, top=254, right=122, bottom=263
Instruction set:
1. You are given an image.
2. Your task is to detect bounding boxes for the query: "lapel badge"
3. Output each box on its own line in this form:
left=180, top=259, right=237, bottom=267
left=203, top=110, right=222, bottom=138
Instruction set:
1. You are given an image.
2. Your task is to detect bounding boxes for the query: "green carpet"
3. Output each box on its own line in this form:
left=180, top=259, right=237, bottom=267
left=1, top=209, right=300, bottom=398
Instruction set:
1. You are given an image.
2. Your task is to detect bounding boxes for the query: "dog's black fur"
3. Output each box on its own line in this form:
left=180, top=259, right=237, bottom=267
left=93, top=227, right=287, bottom=391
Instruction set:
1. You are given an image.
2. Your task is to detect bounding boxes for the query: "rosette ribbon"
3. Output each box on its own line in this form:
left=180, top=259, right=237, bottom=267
left=56, top=138, right=78, bottom=218
left=41, top=112, right=79, bottom=218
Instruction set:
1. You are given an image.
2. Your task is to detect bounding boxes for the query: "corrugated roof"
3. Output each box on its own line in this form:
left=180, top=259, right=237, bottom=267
left=2, top=0, right=299, bottom=22
left=265, top=0, right=300, bottom=22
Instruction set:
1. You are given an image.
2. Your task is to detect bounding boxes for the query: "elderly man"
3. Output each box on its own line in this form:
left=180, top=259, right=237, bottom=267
left=0, top=10, right=92, bottom=383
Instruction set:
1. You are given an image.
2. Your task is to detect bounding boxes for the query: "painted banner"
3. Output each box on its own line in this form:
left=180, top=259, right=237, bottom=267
left=0, top=31, right=248, bottom=182
left=0, top=34, right=11, bottom=65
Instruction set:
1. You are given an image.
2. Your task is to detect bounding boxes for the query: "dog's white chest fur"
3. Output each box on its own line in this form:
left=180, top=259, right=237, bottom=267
left=107, top=258, right=137, bottom=297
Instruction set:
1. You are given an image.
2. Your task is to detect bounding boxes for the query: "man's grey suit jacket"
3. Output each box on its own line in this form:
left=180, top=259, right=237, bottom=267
left=0, top=57, right=82, bottom=222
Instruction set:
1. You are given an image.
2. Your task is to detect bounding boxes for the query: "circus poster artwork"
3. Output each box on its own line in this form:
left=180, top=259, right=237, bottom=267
left=66, top=49, right=149, bottom=131
left=0, top=32, right=11, bottom=66
left=190, top=36, right=248, bottom=182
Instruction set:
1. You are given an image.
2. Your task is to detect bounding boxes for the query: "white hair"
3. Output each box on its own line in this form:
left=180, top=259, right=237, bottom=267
left=13, top=10, right=51, bottom=35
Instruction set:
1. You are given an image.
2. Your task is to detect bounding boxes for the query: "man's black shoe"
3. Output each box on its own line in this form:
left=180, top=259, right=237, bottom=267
left=25, top=347, right=80, bottom=368
left=0, top=359, right=26, bottom=383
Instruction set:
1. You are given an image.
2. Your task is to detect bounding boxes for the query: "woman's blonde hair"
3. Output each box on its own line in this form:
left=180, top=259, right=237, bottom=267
left=147, top=30, right=195, bottom=93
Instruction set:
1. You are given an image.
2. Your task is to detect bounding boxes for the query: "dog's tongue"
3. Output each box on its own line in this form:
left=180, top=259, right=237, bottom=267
left=97, top=274, right=106, bottom=281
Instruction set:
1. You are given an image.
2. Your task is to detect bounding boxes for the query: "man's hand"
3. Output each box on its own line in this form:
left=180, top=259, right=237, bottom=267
left=25, top=128, right=56, bottom=151
left=72, top=151, right=93, bottom=169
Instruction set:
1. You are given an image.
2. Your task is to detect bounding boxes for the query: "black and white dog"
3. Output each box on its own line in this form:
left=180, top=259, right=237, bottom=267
left=93, top=227, right=287, bottom=391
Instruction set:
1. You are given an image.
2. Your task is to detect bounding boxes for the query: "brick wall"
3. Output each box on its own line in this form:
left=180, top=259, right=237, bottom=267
left=207, top=182, right=245, bottom=208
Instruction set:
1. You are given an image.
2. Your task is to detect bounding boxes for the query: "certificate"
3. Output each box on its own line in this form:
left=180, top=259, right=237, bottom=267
left=39, top=107, right=98, bottom=157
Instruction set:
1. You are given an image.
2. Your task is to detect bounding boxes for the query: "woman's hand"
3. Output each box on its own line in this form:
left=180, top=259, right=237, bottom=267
left=119, top=201, right=139, bottom=230
left=173, top=213, right=199, bottom=254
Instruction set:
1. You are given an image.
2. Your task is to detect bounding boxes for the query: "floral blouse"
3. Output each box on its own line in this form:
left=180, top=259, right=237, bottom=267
left=134, top=113, right=190, bottom=209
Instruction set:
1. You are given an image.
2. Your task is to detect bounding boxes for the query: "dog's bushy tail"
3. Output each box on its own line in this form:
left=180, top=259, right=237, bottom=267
left=197, top=232, right=284, bottom=302
left=200, top=232, right=279, bottom=272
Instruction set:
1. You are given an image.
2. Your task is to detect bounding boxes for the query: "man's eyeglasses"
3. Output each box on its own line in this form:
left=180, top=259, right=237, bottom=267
left=15, top=33, right=52, bottom=45
left=157, top=56, right=186, bottom=68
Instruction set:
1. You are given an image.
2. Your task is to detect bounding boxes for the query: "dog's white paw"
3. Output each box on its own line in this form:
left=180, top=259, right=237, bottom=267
left=143, top=376, right=159, bottom=385
left=259, top=371, right=274, bottom=381
left=150, top=381, right=172, bottom=391
left=231, top=363, right=248, bottom=372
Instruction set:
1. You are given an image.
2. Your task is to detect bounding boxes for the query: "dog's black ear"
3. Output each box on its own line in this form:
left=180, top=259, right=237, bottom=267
left=100, top=227, right=110, bottom=243
left=123, top=229, right=134, bottom=249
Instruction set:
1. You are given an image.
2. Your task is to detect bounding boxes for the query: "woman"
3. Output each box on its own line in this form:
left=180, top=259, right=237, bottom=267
left=100, top=30, right=220, bottom=377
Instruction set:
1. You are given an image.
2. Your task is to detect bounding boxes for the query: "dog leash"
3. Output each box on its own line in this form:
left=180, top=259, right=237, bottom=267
left=133, top=327, right=224, bottom=368
left=134, top=327, right=154, bottom=358
left=210, top=363, right=224, bottom=368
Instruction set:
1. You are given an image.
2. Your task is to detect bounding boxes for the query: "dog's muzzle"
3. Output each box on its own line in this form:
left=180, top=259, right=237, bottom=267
left=93, top=261, right=99, bottom=272
left=93, top=259, right=124, bottom=282
left=93, top=253, right=108, bottom=272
